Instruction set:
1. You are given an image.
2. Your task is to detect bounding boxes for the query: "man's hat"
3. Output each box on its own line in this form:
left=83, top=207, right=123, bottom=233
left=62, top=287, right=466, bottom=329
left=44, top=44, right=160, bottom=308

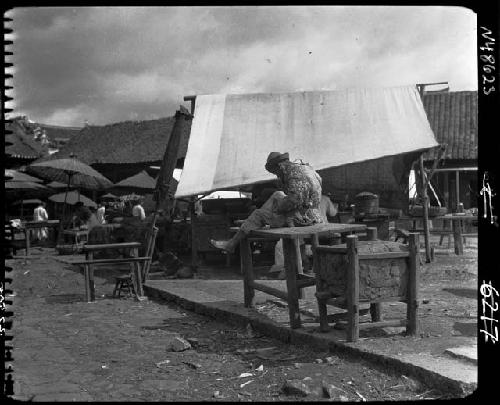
left=265, top=152, right=289, bottom=172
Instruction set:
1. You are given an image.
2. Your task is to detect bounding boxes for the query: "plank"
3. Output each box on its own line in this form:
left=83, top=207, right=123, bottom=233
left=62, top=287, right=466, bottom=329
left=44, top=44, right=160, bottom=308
left=83, top=242, right=142, bottom=251
left=250, top=281, right=289, bottom=301
left=249, top=223, right=366, bottom=239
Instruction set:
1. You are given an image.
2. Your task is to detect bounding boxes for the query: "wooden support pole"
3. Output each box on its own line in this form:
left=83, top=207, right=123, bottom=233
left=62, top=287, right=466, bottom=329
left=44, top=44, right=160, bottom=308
left=420, top=155, right=432, bottom=263
left=407, top=233, right=419, bottom=335
left=416, top=83, right=440, bottom=263
left=190, top=198, right=199, bottom=268
left=346, top=235, right=359, bottom=342
left=241, top=237, right=255, bottom=307
left=455, top=170, right=460, bottom=211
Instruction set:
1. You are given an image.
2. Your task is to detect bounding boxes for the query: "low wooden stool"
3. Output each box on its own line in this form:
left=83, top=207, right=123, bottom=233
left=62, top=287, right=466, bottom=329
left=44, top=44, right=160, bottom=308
left=112, top=275, right=134, bottom=298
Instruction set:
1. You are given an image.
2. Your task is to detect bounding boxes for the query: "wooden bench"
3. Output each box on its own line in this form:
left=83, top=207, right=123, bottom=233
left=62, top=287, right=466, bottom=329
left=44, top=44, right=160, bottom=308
left=74, top=242, right=145, bottom=302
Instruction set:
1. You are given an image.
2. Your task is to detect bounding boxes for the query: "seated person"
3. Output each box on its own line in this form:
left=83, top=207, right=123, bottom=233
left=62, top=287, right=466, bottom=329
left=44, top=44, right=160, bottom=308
left=210, top=151, right=324, bottom=253
left=72, top=202, right=92, bottom=229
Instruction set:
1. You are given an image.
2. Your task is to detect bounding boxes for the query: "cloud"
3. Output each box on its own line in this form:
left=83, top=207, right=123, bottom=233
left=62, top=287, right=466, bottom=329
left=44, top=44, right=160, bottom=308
left=7, top=6, right=477, bottom=126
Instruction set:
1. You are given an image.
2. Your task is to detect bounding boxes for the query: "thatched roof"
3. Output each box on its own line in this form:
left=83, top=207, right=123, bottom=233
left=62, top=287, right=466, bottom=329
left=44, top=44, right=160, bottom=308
left=5, top=119, right=47, bottom=160
left=42, top=111, right=191, bottom=165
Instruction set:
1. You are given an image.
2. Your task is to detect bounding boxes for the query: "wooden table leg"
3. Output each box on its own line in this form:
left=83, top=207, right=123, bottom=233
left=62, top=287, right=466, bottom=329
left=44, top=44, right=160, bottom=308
left=312, top=234, right=330, bottom=332
left=366, top=227, right=383, bottom=322
left=24, top=228, right=30, bottom=256
left=131, top=247, right=144, bottom=300
left=241, top=237, right=255, bottom=307
left=88, top=251, right=95, bottom=301
left=84, top=264, right=91, bottom=302
left=346, top=235, right=359, bottom=342
left=294, top=238, right=304, bottom=299
left=83, top=252, right=92, bottom=302
left=283, top=238, right=301, bottom=329
left=452, top=219, right=464, bottom=255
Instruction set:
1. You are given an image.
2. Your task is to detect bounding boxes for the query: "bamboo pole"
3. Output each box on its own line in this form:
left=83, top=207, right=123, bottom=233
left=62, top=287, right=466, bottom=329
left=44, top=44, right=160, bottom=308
left=417, top=84, right=433, bottom=263
left=419, top=155, right=432, bottom=263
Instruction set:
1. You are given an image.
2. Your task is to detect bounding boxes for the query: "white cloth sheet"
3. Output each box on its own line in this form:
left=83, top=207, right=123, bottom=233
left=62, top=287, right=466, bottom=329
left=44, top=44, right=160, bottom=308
left=176, top=86, right=438, bottom=198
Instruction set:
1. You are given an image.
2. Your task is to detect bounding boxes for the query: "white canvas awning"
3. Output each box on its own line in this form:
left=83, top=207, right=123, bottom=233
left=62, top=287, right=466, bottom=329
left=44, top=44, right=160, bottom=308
left=175, top=85, right=439, bottom=198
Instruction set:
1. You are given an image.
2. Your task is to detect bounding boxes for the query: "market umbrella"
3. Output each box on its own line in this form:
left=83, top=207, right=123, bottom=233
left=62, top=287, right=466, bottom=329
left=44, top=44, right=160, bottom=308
left=110, top=170, right=161, bottom=196
left=46, top=180, right=69, bottom=189
left=27, top=157, right=112, bottom=190
left=5, top=181, right=49, bottom=191
left=48, top=190, right=97, bottom=208
left=5, top=169, right=44, bottom=183
left=27, top=157, right=112, bottom=234
left=101, top=192, right=119, bottom=200
left=119, top=193, right=143, bottom=202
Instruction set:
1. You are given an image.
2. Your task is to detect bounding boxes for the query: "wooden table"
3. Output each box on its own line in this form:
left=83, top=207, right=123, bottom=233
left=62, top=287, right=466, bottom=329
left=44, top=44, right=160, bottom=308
left=241, top=223, right=367, bottom=329
left=62, top=229, right=89, bottom=245
left=81, top=242, right=143, bottom=302
left=433, top=214, right=477, bottom=255
left=22, top=220, right=60, bottom=255
left=402, top=214, right=477, bottom=255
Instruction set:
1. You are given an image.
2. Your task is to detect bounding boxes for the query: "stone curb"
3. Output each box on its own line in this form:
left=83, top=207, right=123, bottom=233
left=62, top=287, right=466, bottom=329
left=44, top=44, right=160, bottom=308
left=143, top=284, right=476, bottom=397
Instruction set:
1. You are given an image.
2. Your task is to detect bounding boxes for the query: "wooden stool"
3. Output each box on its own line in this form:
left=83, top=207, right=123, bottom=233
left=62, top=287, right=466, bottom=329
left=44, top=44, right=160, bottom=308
left=112, top=275, right=134, bottom=298
left=312, top=230, right=419, bottom=342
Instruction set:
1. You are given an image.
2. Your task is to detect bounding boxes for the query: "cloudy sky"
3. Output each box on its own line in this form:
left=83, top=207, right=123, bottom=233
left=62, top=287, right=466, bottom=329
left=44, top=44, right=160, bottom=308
left=7, top=6, right=477, bottom=127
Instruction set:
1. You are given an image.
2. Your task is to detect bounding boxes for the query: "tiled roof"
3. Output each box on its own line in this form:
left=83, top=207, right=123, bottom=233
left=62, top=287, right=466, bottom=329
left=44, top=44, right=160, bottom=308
left=41, top=112, right=191, bottom=165
left=5, top=120, right=46, bottom=159
left=422, top=91, right=477, bottom=161
left=35, top=123, right=82, bottom=141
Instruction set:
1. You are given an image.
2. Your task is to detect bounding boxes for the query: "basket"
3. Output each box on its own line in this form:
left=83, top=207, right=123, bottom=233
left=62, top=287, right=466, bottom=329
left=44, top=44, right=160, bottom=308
left=354, top=192, right=379, bottom=216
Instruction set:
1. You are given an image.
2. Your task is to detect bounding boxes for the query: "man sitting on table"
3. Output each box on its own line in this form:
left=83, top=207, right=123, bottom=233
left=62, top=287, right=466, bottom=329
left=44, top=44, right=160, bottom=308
left=210, top=152, right=324, bottom=253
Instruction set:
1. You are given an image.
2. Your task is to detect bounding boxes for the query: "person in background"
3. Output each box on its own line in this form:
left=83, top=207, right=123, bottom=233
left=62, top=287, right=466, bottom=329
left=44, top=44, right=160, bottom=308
left=87, top=206, right=101, bottom=231
left=96, top=201, right=106, bottom=225
left=320, top=193, right=338, bottom=223
left=72, top=202, right=92, bottom=229
left=210, top=151, right=324, bottom=253
left=33, top=201, right=49, bottom=241
left=132, top=198, right=146, bottom=221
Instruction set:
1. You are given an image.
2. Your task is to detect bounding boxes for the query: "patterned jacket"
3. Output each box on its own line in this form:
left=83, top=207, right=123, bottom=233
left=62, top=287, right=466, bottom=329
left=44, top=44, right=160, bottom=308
left=275, top=160, right=324, bottom=226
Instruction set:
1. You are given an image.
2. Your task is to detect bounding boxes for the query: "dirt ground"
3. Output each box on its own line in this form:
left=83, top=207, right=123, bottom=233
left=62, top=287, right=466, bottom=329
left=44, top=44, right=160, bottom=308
left=6, top=244, right=468, bottom=402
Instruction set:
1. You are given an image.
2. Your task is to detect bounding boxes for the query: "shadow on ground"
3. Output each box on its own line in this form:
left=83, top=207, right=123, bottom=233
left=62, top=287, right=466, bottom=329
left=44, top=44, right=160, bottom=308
left=442, top=288, right=476, bottom=299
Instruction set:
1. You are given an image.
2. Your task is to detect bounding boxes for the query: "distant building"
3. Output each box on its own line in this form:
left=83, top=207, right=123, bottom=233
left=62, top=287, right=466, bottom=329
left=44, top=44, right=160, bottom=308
left=422, top=91, right=478, bottom=210
left=34, top=108, right=192, bottom=184
left=5, top=117, right=49, bottom=168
